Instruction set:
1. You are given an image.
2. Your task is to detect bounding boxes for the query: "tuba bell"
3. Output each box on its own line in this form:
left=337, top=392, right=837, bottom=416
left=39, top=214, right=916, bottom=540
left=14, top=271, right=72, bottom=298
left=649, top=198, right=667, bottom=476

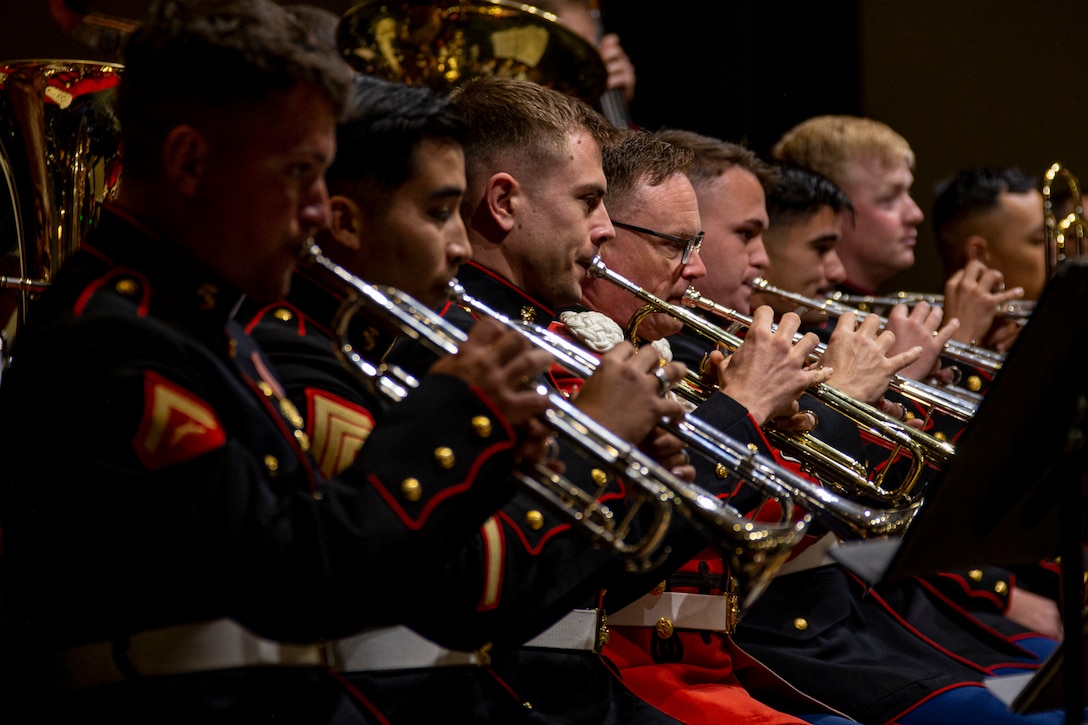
left=337, top=0, right=607, bottom=103
left=0, top=60, right=123, bottom=372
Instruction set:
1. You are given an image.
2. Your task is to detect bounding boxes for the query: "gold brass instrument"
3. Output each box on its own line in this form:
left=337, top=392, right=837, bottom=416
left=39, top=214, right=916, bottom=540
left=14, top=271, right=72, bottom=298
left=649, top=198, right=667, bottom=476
left=452, top=283, right=918, bottom=539
left=0, top=60, right=123, bottom=371
left=750, top=278, right=1005, bottom=376
left=586, top=256, right=956, bottom=506
left=1043, top=162, right=1087, bottom=275
left=337, top=0, right=607, bottom=104
left=303, top=241, right=810, bottom=606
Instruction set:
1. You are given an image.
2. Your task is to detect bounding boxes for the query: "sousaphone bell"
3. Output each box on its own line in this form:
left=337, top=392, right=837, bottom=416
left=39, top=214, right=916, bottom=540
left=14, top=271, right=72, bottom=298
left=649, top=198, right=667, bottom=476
left=337, top=0, right=607, bottom=103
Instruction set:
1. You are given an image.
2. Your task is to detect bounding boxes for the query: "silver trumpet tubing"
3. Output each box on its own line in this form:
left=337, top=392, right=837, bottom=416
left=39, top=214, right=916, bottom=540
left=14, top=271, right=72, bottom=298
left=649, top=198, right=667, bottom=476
left=586, top=255, right=955, bottom=506
left=827, top=289, right=1033, bottom=326
left=302, top=242, right=809, bottom=605
left=451, top=271, right=916, bottom=539
left=752, top=279, right=1006, bottom=372
left=695, top=284, right=980, bottom=420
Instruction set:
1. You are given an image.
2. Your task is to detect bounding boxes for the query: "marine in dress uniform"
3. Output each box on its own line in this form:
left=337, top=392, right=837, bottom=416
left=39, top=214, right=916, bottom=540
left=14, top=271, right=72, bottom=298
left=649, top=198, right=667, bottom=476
left=577, top=128, right=1065, bottom=725
left=0, top=207, right=527, bottom=723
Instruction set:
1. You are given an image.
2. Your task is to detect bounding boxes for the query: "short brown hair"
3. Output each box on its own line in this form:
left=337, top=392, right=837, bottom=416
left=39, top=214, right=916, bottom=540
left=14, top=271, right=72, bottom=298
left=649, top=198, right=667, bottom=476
left=771, top=115, right=915, bottom=187
left=450, top=76, right=617, bottom=193
left=654, top=128, right=776, bottom=192
left=601, top=129, right=693, bottom=214
left=118, top=0, right=351, bottom=178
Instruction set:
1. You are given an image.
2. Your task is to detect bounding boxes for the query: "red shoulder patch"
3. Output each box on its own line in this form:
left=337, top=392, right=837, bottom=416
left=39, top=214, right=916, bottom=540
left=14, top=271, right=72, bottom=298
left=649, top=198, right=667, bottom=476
left=132, top=371, right=226, bottom=469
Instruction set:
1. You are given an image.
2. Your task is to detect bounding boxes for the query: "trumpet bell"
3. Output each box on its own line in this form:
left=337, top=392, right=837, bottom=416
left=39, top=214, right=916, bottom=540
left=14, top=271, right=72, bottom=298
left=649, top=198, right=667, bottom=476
left=337, top=0, right=607, bottom=102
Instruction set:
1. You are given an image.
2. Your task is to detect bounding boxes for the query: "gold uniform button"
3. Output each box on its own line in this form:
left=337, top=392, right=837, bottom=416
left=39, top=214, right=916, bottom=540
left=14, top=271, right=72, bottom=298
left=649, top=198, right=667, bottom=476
left=967, top=375, right=983, bottom=392
left=994, top=581, right=1009, bottom=595
left=434, top=447, right=455, bottom=469
left=264, top=455, right=279, bottom=475
left=401, top=478, right=422, bottom=502
left=655, top=617, right=674, bottom=639
left=312, top=490, right=324, bottom=501
left=273, top=308, right=294, bottom=322
left=115, top=278, right=139, bottom=295
left=746, top=443, right=759, bottom=453
left=257, top=381, right=274, bottom=397
left=228, top=339, right=238, bottom=358
left=522, top=702, right=533, bottom=710
left=793, top=618, right=809, bottom=631
left=524, top=510, right=545, bottom=530
left=591, top=469, right=609, bottom=486
left=280, top=398, right=304, bottom=429
left=968, top=569, right=984, bottom=582
left=904, top=410, right=915, bottom=421
left=715, top=463, right=729, bottom=479
left=934, top=431, right=948, bottom=442
left=294, top=429, right=310, bottom=452
left=195, top=282, right=219, bottom=311
left=471, top=416, right=493, bottom=438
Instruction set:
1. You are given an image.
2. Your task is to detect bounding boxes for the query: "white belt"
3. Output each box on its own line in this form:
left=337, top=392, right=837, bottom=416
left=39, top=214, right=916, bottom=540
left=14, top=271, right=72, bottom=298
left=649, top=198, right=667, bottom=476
left=57, top=618, right=326, bottom=689
left=328, top=625, right=484, bottom=672
left=521, top=608, right=602, bottom=652
left=608, top=591, right=737, bottom=634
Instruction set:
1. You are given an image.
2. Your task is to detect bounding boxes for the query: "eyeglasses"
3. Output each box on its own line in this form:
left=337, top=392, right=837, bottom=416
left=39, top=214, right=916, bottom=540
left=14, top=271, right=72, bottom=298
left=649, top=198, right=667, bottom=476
left=611, top=220, right=704, bottom=265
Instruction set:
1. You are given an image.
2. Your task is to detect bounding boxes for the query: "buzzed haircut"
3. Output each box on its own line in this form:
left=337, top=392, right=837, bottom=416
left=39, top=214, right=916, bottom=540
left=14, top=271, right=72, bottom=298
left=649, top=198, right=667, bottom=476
left=118, top=0, right=351, bottom=178
left=601, top=129, right=693, bottom=214
left=449, top=75, right=617, bottom=192
left=653, top=128, right=777, bottom=193
left=326, top=75, right=467, bottom=205
left=771, top=115, right=915, bottom=187
left=767, top=164, right=855, bottom=228
left=932, top=166, right=1037, bottom=274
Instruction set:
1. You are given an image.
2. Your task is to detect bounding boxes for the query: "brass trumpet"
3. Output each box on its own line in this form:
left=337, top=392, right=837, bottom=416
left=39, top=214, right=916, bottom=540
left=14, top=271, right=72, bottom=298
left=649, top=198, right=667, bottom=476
left=449, top=280, right=916, bottom=539
left=303, top=241, right=810, bottom=607
left=586, top=256, right=956, bottom=505
left=1043, top=162, right=1086, bottom=275
left=749, top=278, right=1005, bottom=378
left=824, top=289, right=1034, bottom=325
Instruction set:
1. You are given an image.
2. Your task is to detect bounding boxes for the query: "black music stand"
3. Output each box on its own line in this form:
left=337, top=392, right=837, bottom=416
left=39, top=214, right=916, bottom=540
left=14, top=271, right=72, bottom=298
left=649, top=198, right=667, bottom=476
left=830, top=259, right=1088, bottom=724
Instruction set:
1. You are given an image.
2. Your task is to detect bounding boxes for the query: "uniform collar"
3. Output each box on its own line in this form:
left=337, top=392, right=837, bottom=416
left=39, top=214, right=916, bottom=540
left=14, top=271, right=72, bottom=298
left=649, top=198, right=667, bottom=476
left=454, top=260, right=557, bottom=327
left=87, top=205, right=245, bottom=326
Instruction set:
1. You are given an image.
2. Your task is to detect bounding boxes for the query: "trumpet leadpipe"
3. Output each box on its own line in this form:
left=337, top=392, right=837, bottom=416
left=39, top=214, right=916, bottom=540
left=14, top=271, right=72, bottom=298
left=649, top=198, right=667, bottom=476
left=587, top=255, right=955, bottom=504
left=754, top=278, right=1005, bottom=370
left=688, top=285, right=978, bottom=422
left=304, top=242, right=811, bottom=598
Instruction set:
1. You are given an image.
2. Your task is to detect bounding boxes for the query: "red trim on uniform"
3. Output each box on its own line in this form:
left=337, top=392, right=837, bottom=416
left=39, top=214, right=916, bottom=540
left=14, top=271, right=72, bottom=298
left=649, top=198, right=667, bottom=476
left=243, top=300, right=307, bottom=337
left=365, top=437, right=514, bottom=530
left=324, top=668, right=393, bottom=725
left=884, top=682, right=982, bottom=725
left=132, top=371, right=226, bottom=469
left=849, top=571, right=1002, bottom=675
left=494, top=509, right=573, bottom=556
left=73, top=267, right=152, bottom=317
left=922, top=570, right=1009, bottom=611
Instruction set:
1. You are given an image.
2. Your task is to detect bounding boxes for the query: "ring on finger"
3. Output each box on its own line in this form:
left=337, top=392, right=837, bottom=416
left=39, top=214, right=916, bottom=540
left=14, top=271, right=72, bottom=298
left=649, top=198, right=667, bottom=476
left=653, top=366, right=673, bottom=395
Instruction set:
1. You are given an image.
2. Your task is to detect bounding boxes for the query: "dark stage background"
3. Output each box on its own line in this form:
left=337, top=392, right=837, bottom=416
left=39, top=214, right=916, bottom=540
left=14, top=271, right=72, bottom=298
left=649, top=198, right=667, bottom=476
left=4, top=0, right=1086, bottom=294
